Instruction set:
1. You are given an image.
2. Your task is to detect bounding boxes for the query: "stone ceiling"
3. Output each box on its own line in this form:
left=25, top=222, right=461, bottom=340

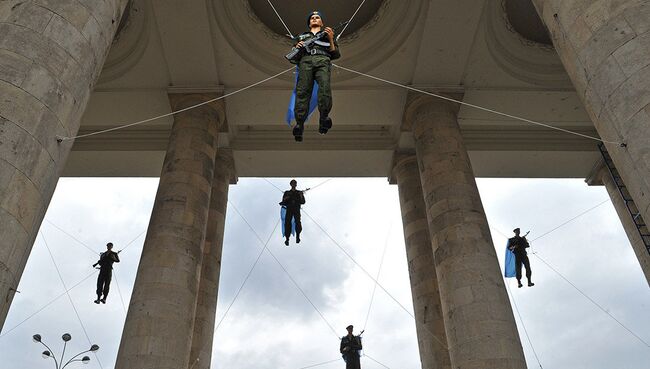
left=505, top=0, right=552, bottom=45
left=72, top=0, right=600, bottom=179
left=248, top=0, right=384, bottom=38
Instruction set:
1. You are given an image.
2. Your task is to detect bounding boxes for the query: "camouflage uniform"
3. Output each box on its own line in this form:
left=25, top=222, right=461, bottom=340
left=293, top=29, right=340, bottom=136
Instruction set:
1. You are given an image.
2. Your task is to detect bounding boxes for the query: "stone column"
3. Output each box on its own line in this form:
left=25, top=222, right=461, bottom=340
left=188, top=149, right=235, bottom=369
left=115, top=94, right=224, bottom=369
left=404, top=94, right=526, bottom=369
left=589, top=166, right=650, bottom=286
left=0, top=0, right=129, bottom=329
left=533, top=0, right=650, bottom=242
left=391, top=152, right=451, bottom=369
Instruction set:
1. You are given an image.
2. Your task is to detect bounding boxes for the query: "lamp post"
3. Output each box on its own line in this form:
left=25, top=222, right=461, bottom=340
left=33, top=333, right=99, bottom=368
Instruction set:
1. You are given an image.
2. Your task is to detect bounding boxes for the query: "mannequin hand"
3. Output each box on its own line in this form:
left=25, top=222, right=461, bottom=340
left=324, top=27, right=334, bottom=42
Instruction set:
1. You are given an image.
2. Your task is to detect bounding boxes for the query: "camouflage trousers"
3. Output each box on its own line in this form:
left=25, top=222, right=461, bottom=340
left=294, top=55, right=332, bottom=124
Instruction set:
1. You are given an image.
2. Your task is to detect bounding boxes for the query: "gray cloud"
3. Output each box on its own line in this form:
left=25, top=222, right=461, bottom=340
left=1, top=178, right=648, bottom=369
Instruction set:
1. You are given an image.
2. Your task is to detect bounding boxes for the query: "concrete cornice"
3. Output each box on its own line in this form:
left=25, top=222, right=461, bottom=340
left=458, top=126, right=600, bottom=151
left=91, top=85, right=582, bottom=93
left=72, top=127, right=171, bottom=151
left=230, top=125, right=396, bottom=151
left=167, top=86, right=225, bottom=94
left=71, top=125, right=600, bottom=153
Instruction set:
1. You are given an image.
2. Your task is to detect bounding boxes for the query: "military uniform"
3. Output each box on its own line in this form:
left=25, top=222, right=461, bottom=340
left=340, top=334, right=362, bottom=369
left=280, top=189, right=305, bottom=242
left=293, top=27, right=340, bottom=137
left=95, top=250, right=120, bottom=303
left=508, top=235, right=532, bottom=286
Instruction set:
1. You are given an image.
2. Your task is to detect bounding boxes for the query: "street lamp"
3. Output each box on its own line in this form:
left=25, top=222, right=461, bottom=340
left=33, top=333, right=99, bottom=368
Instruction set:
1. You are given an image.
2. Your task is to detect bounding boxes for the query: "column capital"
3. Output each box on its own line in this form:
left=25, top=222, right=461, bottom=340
left=401, top=91, right=464, bottom=132
left=389, top=150, right=416, bottom=184
left=168, top=93, right=226, bottom=130
left=585, top=160, right=607, bottom=186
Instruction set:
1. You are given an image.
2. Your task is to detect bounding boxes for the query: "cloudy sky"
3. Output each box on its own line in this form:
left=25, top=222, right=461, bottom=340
left=1, top=177, right=649, bottom=369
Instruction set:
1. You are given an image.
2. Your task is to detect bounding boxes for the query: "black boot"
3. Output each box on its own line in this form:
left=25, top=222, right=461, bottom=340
left=318, top=116, right=332, bottom=134
left=94, top=295, right=101, bottom=304
left=517, top=280, right=523, bottom=288
left=284, top=238, right=290, bottom=246
left=293, top=122, right=304, bottom=142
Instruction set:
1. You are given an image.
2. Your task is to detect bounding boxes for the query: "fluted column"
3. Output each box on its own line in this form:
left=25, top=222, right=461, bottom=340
left=391, top=152, right=451, bottom=369
left=189, top=149, right=235, bottom=369
left=405, top=94, right=526, bottom=369
left=0, top=0, right=129, bottom=329
left=533, top=0, right=650, bottom=241
left=115, top=94, right=224, bottom=369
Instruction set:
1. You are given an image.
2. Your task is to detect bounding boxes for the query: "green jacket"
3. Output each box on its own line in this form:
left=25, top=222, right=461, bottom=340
left=295, top=31, right=341, bottom=60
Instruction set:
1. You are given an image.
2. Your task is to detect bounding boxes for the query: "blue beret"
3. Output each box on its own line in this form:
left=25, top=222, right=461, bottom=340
left=308, top=11, right=323, bottom=25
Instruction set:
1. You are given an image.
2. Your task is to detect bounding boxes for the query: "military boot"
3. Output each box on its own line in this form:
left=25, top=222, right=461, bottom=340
left=293, top=122, right=304, bottom=142
left=318, top=116, right=332, bottom=134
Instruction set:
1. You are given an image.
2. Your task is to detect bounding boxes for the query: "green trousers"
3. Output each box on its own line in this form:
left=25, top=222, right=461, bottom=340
left=294, top=55, right=332, bottom=124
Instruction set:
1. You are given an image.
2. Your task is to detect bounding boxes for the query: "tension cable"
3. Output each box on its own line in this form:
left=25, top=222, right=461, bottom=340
left=505, top=280, right=544, bottom=368
left=0, top=271, right=96, bottom=339
left=530, top=199, right=609, bottom=242
left=58, top=67, right=294, bottom=142
left=298, top=358, right=341, bottom=369
left=363, top=221, right=393, bottom=331
left=228, top=201, right=339, bottom=339
left=40, top=231, right=104, bottom=369
left=266, top=0, right=294, bottom=38
left=338, top=0, right=368, bottom=40
left=492, top=225, right=649, bottom=349
left=213, top=214, right=280, bottom=334
left=332, top=63, right=624, bottom=146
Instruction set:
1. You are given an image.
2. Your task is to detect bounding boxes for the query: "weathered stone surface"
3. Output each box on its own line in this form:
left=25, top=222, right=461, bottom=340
left=189, top=149, right=234, bottom=369
left=533, top=0, right=650, bottom=252
left=115, top=94, right=223, bottom=369
left=612, top=30, right=650, bottom=76
left=405, top=95, right=526, bottom=369
left=392, top=152, right=451, bottom=369
left=0, top=0, right=129, bottom=329
left=0, top=206, right=29, bottom=324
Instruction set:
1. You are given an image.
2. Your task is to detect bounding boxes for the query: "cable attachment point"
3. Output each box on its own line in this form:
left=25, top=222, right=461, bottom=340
left=619, top=142, right=628, bottom=148
left=56, top=136, right=64, bottom=143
